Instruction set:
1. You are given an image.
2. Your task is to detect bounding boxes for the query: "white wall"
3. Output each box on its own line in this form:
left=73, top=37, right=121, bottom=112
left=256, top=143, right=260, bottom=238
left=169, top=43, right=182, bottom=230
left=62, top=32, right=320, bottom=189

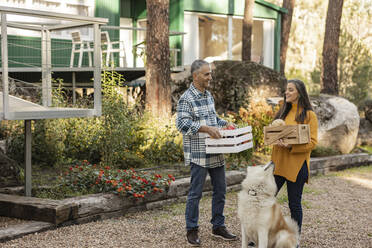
left=262, top=20, right=275, bottom=69
left=183, top=12, right=199, bottom=66
left=120, top=18, right=133, bottom=67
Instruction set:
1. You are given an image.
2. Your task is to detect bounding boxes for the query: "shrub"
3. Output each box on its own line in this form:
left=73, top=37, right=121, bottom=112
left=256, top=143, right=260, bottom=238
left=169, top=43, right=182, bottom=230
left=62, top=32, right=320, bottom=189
left=139, top=113, right=183, bottom=166
left=234, top=96, right=277, bottom=154
left=311, top=146, right=341, bottom=157
left=57, top=160, right=174, bottom=199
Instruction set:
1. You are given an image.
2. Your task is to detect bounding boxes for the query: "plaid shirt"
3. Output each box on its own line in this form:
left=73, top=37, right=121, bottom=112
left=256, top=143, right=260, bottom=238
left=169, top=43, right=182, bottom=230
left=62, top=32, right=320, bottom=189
left=176, top=83, right=227, bottom=168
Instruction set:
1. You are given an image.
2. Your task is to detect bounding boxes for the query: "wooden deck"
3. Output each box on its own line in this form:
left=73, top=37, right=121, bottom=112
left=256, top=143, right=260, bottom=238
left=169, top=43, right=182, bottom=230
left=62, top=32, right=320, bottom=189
left=0, top=93, right=95, bottom=121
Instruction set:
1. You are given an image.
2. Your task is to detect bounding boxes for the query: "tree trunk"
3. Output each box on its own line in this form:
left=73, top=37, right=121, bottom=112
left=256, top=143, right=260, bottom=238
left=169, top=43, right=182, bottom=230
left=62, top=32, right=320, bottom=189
left=242, top=0, right=254, bottom=61
left=280, top=0, right=295, bottom=75
left=321, top=0, right=344, bottom=95
left=145, top=0, right=171, bottom=117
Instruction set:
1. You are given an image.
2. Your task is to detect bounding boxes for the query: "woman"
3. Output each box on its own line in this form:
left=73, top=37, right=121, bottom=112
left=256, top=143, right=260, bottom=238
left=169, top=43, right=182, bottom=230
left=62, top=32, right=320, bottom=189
left=271, top=79, right=318, bottom=239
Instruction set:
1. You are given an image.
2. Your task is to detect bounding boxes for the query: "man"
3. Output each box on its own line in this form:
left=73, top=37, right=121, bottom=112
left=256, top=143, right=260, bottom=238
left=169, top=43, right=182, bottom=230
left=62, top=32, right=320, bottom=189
left=176, top=59, right=237, bottom=246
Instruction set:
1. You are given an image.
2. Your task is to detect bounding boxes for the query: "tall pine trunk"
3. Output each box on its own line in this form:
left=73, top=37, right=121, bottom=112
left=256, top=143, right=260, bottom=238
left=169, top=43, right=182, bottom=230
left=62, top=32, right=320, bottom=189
left=280, top=0, right=295, bottom=75
left=242, top=0, right=254, bottom=61
left=145, top=0, right=171, bottom=117
left=321, top=0, right=344, bottom=95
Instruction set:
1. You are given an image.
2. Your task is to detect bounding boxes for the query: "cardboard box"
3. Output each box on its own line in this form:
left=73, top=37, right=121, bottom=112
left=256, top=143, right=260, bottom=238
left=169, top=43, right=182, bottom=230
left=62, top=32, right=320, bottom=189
left=264, top=124, right=310, bottom=145
left=205, top=126, right=253, bottom=154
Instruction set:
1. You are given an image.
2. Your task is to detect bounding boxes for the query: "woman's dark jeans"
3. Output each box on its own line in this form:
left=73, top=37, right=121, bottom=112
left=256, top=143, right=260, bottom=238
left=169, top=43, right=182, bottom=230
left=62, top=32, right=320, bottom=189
left=185, top=163, right=226, bottom=231
left=274, top=161, right=308, bottom=233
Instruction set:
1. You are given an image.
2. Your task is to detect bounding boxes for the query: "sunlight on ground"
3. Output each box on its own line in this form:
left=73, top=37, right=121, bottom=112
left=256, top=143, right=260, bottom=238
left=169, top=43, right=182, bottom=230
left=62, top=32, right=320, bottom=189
left=340, top=176, right=372, bottom=189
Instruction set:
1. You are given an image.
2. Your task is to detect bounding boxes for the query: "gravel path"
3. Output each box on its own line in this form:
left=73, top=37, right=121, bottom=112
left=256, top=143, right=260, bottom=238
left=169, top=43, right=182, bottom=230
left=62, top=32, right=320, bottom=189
left=2, top=166, right=372, bottom=248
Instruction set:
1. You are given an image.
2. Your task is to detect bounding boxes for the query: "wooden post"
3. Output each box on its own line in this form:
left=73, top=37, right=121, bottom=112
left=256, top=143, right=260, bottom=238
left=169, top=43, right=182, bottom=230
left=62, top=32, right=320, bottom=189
left=1, top=12, right=9, bottom=119
left=24, top=120, right=32, bottom=197
left=46, top=29, right=52, bottom=106
left=72, top=72, right=76, bottom=105
left=93, top=24, right=102, bottom=116
left=41, top=28, right=47, bottom=106
left=227, top=15, right=233, bottom=60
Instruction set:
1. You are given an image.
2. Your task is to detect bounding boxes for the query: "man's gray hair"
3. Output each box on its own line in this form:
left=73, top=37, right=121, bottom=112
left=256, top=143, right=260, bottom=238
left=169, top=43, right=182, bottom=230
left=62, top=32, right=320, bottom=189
left=191, top=59, right=209, bottom=75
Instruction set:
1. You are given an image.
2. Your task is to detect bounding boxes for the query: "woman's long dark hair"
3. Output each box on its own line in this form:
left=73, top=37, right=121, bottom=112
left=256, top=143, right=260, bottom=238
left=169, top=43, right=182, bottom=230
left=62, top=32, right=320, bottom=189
left=274, top=79, right=313, bottom=123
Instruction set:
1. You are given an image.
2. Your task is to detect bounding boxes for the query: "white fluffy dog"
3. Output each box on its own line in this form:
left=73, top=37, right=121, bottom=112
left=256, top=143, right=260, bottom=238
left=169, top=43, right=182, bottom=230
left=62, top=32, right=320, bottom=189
left=238, top=163, right=299, bottom=248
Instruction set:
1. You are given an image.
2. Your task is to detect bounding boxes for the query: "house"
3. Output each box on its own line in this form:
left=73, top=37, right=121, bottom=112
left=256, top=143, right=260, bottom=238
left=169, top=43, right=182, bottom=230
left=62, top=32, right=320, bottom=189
left=0, top=0, right=286, bottom=87
left=117, top=0, right=287, bottom=71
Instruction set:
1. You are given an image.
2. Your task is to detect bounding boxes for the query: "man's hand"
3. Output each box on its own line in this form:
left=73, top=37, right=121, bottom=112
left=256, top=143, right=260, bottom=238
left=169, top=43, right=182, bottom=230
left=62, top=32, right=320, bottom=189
left=199, top=126, right=222, bottom=139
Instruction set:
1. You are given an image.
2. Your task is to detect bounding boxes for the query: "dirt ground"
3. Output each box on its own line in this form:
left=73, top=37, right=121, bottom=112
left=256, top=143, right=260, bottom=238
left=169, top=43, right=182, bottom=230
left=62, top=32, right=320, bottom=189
left=1, top=165, right=372, bottom=248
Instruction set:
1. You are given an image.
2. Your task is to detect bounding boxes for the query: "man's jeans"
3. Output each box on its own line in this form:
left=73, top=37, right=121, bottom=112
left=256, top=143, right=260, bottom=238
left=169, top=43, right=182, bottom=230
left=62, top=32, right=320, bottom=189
left=185, top=163, right=226, bottom=230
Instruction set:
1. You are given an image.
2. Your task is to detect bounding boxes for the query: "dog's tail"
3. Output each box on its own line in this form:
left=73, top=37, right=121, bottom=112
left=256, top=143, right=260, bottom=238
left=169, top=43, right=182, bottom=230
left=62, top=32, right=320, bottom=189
left=283, top=216, right=300, bottom=247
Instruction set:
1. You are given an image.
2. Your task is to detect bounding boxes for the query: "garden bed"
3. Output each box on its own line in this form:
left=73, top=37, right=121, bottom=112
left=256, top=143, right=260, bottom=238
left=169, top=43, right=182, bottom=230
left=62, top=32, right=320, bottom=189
left=1, top=164, right=372, bottom=247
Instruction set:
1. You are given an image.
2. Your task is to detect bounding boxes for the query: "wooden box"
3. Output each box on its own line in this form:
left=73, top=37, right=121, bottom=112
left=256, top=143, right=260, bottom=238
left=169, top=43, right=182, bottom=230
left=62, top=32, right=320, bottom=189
left=205, top=126, right=253, bottom=154
left=264, top=124, right=310, bottom=146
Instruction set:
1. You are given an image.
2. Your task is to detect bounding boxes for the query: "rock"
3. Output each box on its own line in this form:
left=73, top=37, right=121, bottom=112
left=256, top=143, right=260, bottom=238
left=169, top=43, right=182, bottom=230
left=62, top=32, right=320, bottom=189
left=0, top=150, right=21, bottom=188
left=311, top=94, right=360, bottom=154
left=171, top=60, right=287, bottom=113
left=357, top=118, right=372, bottom=146
left=364, top=99, right=372, bottom=123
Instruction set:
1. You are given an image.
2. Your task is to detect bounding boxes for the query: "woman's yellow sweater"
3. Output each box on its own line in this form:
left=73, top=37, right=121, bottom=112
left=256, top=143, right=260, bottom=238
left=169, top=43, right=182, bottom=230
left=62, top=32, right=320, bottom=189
left=271, top=103, right=318, bottom=183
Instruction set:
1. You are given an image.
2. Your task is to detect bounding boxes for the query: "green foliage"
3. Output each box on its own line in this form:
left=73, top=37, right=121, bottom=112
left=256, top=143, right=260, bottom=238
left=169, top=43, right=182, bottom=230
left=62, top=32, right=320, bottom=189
left=7, top=119, right=66, bottom=166
left=6, top=70, right=184, bottom=168
left=139, top=114, right=184, bottom=166
left=99, top=70, right=145, bottom=167
left=53, top=160, right=174, bottom=200
left=311, top=145, right=341, bottom=157
left=338, top=30, right=372, bottom=107
left=223, top=96, right=277, bottom=166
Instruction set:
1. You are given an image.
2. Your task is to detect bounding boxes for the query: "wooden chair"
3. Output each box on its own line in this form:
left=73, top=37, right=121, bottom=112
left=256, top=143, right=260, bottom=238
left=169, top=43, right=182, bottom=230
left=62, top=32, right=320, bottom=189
left=70, top=31, right=93, bottom=68
left=101, top=31, right=127, bottom=67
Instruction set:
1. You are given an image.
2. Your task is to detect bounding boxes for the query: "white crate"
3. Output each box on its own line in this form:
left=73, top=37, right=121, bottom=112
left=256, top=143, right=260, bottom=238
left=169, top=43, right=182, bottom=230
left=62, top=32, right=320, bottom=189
left=205, top=126, right=253, bottom=154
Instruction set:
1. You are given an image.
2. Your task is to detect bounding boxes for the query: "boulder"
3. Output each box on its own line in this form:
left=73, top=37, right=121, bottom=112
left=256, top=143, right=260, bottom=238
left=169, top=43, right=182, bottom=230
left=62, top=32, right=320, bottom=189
left=311, top=94, right=360, bottom=154
left=172, top=60, right=287, bottom=113
left=357, top=118, right=372, bottom=146
left=0, top=150, right=21, bottom=188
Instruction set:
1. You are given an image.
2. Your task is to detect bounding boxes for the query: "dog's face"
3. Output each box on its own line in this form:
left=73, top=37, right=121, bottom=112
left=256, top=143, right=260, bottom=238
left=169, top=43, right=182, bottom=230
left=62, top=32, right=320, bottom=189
left=241, top=164, right=277, bottom=197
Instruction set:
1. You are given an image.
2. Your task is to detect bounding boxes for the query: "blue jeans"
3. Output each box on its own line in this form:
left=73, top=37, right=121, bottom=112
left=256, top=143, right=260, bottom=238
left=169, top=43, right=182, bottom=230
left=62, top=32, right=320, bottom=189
left=185, top=163, right=226, bottom=230
left=275, top=161, right=308, bottom=233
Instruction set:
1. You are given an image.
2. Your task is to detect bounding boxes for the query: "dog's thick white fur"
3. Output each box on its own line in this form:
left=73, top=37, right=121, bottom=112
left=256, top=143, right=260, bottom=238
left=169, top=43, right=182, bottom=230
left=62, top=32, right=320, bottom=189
left=238, top=165, right=299, bottom=248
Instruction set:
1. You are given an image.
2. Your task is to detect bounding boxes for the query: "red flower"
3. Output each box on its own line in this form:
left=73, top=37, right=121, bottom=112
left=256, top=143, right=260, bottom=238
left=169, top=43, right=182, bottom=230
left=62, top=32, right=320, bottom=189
left=119, top=179, right=123, bottom=182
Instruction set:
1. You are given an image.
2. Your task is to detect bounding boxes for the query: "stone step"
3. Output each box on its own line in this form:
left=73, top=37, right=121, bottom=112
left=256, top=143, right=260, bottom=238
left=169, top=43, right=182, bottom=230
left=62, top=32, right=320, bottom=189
left=0, top=194, right=78, bottom=224
left=0, top=221, right=54, bottom=242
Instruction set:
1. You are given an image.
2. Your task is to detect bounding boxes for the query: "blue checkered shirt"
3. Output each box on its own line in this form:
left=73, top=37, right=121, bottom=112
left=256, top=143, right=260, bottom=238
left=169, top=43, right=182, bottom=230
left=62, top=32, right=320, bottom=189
left=176, top=83, right=227, bottom=168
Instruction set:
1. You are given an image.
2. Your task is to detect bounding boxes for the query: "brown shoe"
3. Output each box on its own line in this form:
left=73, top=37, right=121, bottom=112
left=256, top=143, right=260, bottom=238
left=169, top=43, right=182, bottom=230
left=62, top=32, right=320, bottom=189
left=212, top=226, right=237, bottom=241
left=186, top=229, right=201, bottom=246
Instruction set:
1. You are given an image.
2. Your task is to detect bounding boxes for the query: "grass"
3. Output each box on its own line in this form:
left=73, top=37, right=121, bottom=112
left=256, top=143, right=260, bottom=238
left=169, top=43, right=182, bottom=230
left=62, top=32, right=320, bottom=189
left=359, top=145, right=372, bottom=154
left=333, top=164, right=372, bottom=177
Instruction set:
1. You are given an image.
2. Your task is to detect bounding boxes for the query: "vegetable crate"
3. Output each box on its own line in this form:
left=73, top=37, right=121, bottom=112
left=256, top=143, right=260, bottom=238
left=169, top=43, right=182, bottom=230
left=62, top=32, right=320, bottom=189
left=205, top=126, right=253, bottom=154
left=264, top=124, right=310, bottom=146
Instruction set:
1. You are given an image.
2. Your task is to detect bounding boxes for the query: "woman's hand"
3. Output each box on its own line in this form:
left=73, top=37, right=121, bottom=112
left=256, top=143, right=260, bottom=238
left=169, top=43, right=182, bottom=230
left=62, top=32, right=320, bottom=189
left=277, top=139, right=292, bottom=149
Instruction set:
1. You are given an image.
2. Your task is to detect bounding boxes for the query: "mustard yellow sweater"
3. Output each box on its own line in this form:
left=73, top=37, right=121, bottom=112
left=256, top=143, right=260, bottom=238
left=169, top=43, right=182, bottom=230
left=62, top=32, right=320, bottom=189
left=271, top=103, right=318, bottom=182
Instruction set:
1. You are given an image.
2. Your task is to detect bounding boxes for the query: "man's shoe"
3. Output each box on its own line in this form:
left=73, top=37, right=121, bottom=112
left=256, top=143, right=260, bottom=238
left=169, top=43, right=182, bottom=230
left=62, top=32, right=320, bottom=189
left=186, top=229, right=201, bottom=246
left=212, top=226, right=237, bottom=241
